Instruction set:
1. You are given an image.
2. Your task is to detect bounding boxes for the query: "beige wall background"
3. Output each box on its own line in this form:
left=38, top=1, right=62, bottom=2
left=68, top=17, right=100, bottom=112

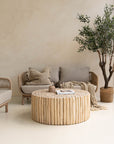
left=0, top=0, right=113, bottom=103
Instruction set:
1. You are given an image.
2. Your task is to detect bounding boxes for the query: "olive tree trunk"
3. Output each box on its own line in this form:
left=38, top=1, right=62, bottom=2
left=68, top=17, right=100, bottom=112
left=97, top=50, right=114, bottom=88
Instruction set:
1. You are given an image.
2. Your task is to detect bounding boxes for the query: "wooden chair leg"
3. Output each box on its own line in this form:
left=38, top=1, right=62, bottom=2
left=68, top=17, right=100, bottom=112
left=5, top=104, right=8, bottom=113
left=22, top=96, right=24, bottom=105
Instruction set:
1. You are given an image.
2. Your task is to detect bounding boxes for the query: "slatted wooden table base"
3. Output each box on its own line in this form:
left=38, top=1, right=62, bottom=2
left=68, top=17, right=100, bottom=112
left=32, top=89, right=90, bottom=125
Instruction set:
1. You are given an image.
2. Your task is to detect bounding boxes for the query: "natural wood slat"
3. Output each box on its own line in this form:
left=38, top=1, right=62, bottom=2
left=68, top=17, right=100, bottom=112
left=32, top=89, right=90, bottom=125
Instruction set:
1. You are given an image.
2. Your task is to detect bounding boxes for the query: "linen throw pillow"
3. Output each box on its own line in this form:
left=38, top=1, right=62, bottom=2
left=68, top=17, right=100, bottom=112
left=26, top=67, right=51, bottom=85
left=22, top=72, right=29, bottom=84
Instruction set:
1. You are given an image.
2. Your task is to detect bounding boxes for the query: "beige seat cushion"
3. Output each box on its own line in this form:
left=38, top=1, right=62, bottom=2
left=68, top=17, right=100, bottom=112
left=21, top=84, right=81, bottom=94
left=26, top=67, right=51, bottom=85
left=0, top=89, right=12, bottom=105
left=21, top=85, right=51, bottom=94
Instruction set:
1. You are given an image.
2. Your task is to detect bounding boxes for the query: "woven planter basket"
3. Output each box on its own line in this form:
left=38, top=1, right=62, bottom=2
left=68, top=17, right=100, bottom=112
left=100, top=87, right=114, bottom=103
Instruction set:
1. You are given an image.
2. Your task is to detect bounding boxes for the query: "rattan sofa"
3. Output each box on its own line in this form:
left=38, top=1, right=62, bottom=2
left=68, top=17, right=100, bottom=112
left=18, top=66, right=98, bottom=105
left=0, top=77, right=12, bottom=112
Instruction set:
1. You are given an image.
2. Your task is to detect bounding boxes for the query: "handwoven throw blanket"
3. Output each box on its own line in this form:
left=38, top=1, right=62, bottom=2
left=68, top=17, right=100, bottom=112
left=60, top=81, right=106, bottom=111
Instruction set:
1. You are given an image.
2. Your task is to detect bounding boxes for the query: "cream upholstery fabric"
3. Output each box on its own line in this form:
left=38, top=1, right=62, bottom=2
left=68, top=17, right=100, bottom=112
left=0, top=89, right=12, bottom=105
left=21, top=85, right=51, bottom=94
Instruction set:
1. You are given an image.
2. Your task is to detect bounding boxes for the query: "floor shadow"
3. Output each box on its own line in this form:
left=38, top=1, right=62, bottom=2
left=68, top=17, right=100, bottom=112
left=13, top=109, right=54, bottom=128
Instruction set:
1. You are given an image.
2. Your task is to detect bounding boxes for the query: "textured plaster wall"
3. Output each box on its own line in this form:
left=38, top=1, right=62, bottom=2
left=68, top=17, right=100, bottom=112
left=0, top=0, right=113, bottom=102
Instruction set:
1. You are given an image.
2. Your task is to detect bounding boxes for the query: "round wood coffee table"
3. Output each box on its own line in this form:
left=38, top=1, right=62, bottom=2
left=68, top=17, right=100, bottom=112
left=32, top=89, right=90, bottom=125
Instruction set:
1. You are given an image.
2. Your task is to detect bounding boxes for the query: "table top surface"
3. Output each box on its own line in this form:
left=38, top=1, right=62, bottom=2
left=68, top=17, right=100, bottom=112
left=32, top=88, right=90, bottom=98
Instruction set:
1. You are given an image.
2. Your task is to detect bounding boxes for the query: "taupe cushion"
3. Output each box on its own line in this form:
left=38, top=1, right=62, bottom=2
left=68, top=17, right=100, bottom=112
left=21, top=85, right=51, bottom=94
left=60, top=66, right=90, bottom=82
left=48, top=66, right=60, bottom=83
left=0, top=89, right=12, bottom=105
left=26, top=67, right=51, bottom=85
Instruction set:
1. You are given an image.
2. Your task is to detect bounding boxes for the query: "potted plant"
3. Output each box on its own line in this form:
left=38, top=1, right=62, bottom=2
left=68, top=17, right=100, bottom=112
left=74, top=4, right=114, bottom=102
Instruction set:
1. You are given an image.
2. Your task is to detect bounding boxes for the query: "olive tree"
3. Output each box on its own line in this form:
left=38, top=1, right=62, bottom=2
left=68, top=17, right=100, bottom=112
left=74, top=4, right=114, bottom=88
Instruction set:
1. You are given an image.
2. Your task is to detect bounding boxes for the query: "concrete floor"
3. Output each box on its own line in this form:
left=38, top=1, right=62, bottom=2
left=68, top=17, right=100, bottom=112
left=0, top=102, right=114, bottom=144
